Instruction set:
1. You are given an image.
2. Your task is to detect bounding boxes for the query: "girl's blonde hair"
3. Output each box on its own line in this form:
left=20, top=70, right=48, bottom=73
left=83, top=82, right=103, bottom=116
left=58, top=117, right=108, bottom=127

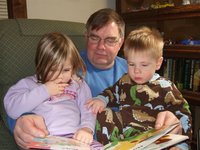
left=123, top=26, right=164, bottom=60
left=35, top=32, right=86, bottom=83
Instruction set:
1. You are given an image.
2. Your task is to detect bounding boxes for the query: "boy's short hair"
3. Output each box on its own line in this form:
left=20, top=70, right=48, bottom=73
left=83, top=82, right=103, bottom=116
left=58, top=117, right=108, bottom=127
left=123, top=26, right=164, bottom=60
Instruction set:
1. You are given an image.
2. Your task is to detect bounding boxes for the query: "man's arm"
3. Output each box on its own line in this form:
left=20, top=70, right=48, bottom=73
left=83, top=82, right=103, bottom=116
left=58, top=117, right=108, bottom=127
left=155, top=111, right=186, bottom=150
left=14, top=114, right=49, bottom=149
left=6, top=115, right=16, bottom=133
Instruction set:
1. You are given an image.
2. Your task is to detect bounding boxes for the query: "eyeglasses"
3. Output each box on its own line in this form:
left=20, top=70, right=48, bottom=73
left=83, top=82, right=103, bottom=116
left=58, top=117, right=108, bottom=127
left=87, top=34, right=120, bottom=47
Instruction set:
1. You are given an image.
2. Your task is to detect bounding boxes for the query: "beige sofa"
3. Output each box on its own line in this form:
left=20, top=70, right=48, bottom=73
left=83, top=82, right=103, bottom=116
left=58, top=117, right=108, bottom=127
left=0, top=19, right=86, bottom=149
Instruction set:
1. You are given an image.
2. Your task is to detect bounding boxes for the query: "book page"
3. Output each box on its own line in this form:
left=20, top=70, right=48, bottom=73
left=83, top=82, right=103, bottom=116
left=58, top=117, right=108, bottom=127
left=132, top=123, right=180, bottom=150
left=28, top=135, right=104, bottom=150
left=144, top=133, right=189, bottom=150
left=104, top=123, right=188, bottom=150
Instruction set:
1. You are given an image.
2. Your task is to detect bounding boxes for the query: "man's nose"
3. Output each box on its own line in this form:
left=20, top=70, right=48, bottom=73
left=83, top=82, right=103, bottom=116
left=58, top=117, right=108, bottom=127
left=97, top=39, right=106, bottom=49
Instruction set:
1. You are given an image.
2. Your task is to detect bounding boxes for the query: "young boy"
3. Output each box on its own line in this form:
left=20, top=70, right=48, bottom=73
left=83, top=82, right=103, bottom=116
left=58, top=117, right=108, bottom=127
left=87, top=26, right=192, bottom=149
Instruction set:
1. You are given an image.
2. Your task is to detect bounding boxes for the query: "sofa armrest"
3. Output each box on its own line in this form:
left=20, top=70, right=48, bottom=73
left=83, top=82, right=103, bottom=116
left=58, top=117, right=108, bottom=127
left=0, top=119, right=18, bottom=149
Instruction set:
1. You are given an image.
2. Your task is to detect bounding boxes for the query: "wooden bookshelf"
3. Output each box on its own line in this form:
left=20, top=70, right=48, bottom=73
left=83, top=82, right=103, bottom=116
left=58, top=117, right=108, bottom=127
left=181, top=90, right=200, bottom=105
left=117, top=4, right=200, bottom=22
left=116, top=0, right=200, bottom=106
left=116, top=1, right=200, bottom=148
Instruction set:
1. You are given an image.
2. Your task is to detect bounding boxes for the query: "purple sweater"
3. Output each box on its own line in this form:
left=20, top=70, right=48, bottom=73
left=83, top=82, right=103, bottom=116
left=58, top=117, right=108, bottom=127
left=4, top=75, right=96, bottom=135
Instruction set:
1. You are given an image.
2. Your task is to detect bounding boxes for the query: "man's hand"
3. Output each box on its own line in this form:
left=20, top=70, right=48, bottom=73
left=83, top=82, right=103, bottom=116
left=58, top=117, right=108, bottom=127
left=169, top=147, right=181, bottom=150
left=14, top=114, right=49, bottom=149
left=73, top=127, right=93, bottom=144
left=155, top=111, right=182, bottom=134
left=155, top=111, right=183, bottom=150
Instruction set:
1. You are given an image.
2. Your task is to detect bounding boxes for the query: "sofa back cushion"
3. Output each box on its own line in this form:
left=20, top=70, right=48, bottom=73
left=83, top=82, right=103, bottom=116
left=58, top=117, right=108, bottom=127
left=0, top=19, right=86, bottom=127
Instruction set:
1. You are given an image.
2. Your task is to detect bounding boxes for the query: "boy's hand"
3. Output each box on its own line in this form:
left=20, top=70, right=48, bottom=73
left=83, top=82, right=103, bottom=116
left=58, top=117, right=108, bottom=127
left=86, top=98, right=106, bottom=114
left=73, top=128, right=93, bottom=144
left=45, top=78, right=68, bottom=96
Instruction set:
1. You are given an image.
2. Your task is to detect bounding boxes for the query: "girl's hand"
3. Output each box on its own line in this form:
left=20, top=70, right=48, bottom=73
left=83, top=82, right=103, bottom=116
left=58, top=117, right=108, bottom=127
left=73, top=128, right=93, bottom=144
left=86, top=98, right=106, bottom=114
left=45, top=78, right=68, bottom=96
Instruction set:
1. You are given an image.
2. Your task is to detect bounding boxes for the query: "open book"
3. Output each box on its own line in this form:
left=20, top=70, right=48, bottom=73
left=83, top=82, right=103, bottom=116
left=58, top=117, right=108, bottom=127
left=104, top=123, right=189, bottom=150
left=27, top=134, right=104, bottom=150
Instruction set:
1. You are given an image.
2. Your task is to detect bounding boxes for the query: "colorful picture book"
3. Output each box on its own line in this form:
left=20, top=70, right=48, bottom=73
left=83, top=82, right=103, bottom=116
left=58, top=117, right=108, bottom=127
left=27, top=123, right=188, bottom=150
left=28, top=134, right=103, bottom=150
left=104, top=123, right=189, bottom=150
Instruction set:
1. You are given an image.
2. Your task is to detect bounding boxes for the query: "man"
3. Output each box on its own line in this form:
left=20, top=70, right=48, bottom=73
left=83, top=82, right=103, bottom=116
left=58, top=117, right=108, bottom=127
left=10, top=8, right=183, bottom=149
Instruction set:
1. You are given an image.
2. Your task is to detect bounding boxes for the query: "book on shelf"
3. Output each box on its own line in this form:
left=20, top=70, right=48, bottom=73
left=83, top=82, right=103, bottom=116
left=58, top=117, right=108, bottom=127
left=193, top=60, right=200, bottom=92
left=182, top=59, right=199, bottom=92
left=183, top=59, right=191, bottom=90
left=189, top=60, right=195, bottom=90
left=175, top=59, right=184, bottom=90
left=160, top=58, right=200, bottom=92
left=163, top=58, right=173, bottom=80
left=27, top=134, right=103, bottom=150
left=104, top=123, right=189, bottom=150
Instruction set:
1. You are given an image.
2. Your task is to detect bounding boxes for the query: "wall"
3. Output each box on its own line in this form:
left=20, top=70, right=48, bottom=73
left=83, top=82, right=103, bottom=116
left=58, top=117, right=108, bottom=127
left=26, top=0, right=115, bottom=23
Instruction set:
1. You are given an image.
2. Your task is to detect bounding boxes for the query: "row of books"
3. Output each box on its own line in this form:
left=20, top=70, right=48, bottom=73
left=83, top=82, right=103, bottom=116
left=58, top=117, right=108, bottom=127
left=158, top=58, right=200, bottom=92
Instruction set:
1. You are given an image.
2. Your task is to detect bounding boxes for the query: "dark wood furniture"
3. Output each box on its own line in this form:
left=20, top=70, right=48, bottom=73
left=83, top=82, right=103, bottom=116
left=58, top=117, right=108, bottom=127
left=7, top=0, right=27, bottom=18
left=116, top=0, right=200, bottom=106
left=116, top=1, right=200, bottom=149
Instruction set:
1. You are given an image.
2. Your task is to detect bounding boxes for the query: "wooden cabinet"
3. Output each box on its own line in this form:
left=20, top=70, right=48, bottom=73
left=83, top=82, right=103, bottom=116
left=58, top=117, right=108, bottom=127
left=7, top=0, right=27, bottom=18
left=116, top=0, right=200, bottom=106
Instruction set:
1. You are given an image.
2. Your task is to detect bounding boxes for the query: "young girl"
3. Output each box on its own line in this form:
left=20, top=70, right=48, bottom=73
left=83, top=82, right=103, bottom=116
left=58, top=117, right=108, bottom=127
left=4, top=32, right=96, bottom=144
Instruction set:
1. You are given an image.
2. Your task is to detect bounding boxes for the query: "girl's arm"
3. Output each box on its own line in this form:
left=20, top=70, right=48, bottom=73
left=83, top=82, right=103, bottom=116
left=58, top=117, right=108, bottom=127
left=77, top=80, right=96, bottom=133
left=4, top=77, right=49, bottom=119
left=73, top=80, right=95, bottom=143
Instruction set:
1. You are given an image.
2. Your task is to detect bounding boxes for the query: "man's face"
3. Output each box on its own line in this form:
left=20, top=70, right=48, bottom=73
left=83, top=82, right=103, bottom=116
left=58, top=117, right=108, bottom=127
left=86, top=21, right=124, bottom=69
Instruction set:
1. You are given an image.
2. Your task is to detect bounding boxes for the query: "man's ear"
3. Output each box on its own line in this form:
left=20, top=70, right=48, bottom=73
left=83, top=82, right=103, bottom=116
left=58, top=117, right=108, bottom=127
left=119, top=37, right=124, bottom=48
left=156, top=57, right=163, bottom=70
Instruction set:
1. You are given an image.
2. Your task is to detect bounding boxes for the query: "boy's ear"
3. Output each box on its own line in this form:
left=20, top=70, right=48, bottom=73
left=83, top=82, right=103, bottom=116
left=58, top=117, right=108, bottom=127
left=156, top=57, right=163, bottom=70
